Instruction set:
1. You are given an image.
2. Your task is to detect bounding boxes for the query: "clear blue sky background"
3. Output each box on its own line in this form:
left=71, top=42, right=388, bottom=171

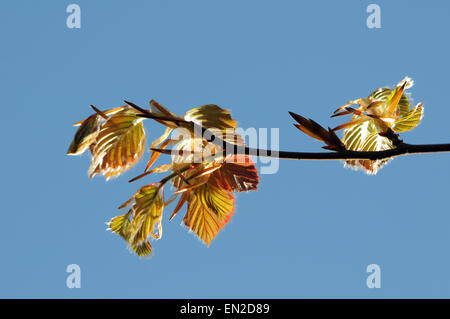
left=1, top=0, right=450, bottom=298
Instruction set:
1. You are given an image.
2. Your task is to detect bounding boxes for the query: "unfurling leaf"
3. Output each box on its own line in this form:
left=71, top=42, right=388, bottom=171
left=108, top=211, right=133, bottom=241
left=333, top=77, right=424, bottom=174
left=332, top=77, right=420, bottom=132
left=341, top=118, right=394, bottom=175
left=108, top=184, right=164, bottom=257
left=67, top=114, right=101, bottom=155
left=89, top=109, right=146, bottom=179
left=289, top=111, right=345, bottom=151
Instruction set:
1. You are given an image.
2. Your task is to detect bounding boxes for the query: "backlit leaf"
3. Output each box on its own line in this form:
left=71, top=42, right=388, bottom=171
left=171, top=137, right=220, bottom=174
left=109, top=184, right=164, bottom=257
left=128, top=185, right=164, bottom=245
left=107, top=211, right=133, bottom=241
left=67, top=114, right=101, bottom=155
left=334, top=77, right=423, bottom=174
left=335, top=78, right=415, bottom=134
left=183, top=180, right=235, bottom=246
left=89, top=109, right=146, bottom=179
left=184, top=104, right=237, bottom=130
left=342, top=121, right=393, bottom=174
left=212, top=155, right=259, bottom=192
left=392, top=103, right=424, bottom=133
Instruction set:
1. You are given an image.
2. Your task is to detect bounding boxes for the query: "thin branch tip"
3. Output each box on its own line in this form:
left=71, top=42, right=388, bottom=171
left=90, top=105, right=108, bottom=120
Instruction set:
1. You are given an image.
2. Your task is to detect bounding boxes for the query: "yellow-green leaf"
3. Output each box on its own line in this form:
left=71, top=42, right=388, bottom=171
left=128, top=185, right=164, bottom=243
left=342, top=121, right=393, bottom=174
left=184, top=104, right=237, bottom=130
left=89, top=109, right=146, bottom=179
left=392, top=103, right=424, bottom=133
left=131, top=240, right=152, bottom=257
left=110, top=184, right=164, bottom=257
left=107, top=211, right=133, bottom=241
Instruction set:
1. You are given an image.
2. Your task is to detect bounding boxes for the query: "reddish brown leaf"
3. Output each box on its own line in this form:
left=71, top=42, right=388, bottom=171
left=182, top=181, right=235, bottom=246
left=212, top=155, right=259, bottom=192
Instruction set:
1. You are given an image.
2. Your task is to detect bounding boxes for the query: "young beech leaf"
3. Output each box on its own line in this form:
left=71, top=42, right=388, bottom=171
left=67, top=114, right=101, bottom=155
left=108, top=211, right=133, bottom=241
left=182, top=180, right=235, bottom=246
left=89, top=109, right=146, bottom=180
left=342, top=121, right=394, bottom=174
left=108, top=184, right=164, bottom=257
left=184, top=104, right=237, bottom=130
left=169, top=149, right=258, bottom=244
left=392, top=103, right=424, bottom=133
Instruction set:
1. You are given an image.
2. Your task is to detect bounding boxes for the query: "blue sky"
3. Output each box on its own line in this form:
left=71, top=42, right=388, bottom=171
left=1, top=0, right=450, bottom=298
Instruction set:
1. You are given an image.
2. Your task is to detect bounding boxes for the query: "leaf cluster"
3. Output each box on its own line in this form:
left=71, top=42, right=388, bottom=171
left=68, top=101, right=259, bottom=256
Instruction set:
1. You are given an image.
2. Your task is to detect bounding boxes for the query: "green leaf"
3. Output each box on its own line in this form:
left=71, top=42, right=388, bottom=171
left=392, top=103, right=424, bottom=133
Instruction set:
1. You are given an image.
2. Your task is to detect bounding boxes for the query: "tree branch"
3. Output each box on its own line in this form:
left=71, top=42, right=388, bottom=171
left=152, top=143, right=450, bottom=161
left=124, top=100, right=450, bottom=162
